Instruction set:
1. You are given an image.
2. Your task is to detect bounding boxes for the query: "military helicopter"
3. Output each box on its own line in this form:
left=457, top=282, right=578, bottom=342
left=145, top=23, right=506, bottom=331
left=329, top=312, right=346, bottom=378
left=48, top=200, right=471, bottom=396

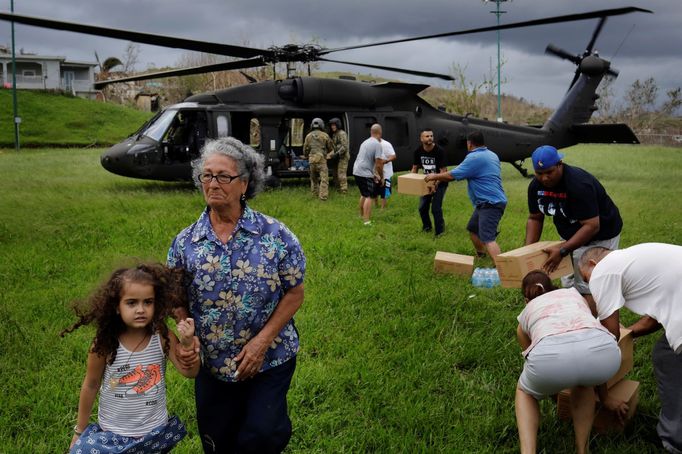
left=0, top=7, right=650, bottom=181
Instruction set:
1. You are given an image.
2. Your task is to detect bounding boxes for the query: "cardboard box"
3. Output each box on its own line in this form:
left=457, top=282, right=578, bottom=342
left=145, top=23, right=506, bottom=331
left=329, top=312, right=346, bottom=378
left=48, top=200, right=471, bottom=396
left=593, top=379, right=640, bottom=433
left=556, top=380, right=640, bottom=432
left=496, top=241, right=574, bottom=288
left=557, top=328, right=635, bottom=420
left=434, top=251, right=475, bottom=277
left=557, top=389, right=573, bottom=421
left=397, top=173, right=435, bottom=196
left=607, top=328, right=634, bottom=389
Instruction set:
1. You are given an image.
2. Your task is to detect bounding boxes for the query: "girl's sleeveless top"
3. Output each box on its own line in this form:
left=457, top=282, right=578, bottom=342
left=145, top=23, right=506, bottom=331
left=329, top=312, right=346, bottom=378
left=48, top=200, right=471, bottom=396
left=98, top=333, right=168, bottom=437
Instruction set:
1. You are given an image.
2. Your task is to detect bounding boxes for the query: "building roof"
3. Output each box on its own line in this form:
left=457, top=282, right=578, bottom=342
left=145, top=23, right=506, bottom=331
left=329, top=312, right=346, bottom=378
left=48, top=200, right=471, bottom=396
left=0, top=52, right=97, bottom=67
left=62, top=60, right=98, bottom=67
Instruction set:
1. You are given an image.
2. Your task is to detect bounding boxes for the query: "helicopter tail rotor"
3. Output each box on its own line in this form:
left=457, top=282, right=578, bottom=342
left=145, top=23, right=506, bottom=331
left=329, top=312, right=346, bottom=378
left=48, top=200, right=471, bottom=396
left=545, top=16, right=620, bottom=90
left=545, top=44, right=581, bottom=65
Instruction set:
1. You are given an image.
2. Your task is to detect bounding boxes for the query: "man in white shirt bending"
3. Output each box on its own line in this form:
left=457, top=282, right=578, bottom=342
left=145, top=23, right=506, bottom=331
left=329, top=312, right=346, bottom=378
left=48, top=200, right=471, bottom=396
left=579, top=243, right=682, bottom=454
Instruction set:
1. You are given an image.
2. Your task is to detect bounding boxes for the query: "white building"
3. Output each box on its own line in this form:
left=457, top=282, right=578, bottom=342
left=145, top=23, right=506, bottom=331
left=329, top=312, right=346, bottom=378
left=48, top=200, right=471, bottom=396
left=0, top=48, right=98, bottom=98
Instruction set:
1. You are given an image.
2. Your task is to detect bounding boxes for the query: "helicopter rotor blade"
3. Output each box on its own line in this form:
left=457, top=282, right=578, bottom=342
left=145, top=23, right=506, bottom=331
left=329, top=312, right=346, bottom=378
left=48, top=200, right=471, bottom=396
left=545, top=44, right=581, bottom=64
left=94, top=58, right=266, bottom=89
left=568, top=69, right=582, bottom=89
left=317, top=57, right=453, bottom=81
left=321, top=7, right=652, bottom=55
left=585, top=17, right=607, bottom=54
left=0, top=12, right=272, bottom=59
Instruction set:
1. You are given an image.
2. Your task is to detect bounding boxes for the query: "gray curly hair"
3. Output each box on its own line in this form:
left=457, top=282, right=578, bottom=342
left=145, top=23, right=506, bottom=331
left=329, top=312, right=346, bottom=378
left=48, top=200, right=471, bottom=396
left=191, top=137, right=266, bottom=200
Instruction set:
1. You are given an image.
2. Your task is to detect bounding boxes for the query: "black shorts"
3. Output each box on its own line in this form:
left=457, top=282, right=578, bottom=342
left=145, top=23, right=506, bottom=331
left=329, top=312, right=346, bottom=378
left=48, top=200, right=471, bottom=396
left=466, top=203, right=506, bottom=243
left=356, top=176, right=376, bottom=198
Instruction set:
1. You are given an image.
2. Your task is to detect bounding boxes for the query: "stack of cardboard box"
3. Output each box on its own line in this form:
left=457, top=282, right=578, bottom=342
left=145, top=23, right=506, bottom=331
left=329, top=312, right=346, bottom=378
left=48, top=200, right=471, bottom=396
left=556, top=328, right=639, bottom=433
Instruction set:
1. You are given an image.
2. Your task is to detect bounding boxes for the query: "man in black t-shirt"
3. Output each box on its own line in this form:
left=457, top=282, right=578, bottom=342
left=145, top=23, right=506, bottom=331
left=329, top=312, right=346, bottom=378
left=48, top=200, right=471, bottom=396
left=525, top=145, right=623, bottom=312
left=411, top=128, right=448, bottom=236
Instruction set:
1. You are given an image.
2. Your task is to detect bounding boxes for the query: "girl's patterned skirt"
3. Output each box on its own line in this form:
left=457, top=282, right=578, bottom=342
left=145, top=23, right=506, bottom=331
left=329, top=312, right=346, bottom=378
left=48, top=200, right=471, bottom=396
left=69, top=415, right=186, bottom=453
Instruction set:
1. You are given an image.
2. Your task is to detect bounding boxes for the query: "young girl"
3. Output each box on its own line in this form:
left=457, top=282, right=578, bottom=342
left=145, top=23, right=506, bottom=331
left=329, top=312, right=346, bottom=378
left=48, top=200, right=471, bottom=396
left=62, top=263, right=199, bottom=453
left=515, top=270, right=627, bottom=454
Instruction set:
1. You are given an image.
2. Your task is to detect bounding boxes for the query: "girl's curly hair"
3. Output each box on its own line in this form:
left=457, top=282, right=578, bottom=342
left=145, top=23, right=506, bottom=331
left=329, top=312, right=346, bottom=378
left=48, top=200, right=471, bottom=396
left=61, top=263, right=189, bottom=364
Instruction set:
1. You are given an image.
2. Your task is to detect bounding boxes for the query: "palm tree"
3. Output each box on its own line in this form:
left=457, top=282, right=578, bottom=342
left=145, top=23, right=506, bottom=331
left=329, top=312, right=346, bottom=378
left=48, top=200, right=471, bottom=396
left=94, top=51, right=123, bottom=80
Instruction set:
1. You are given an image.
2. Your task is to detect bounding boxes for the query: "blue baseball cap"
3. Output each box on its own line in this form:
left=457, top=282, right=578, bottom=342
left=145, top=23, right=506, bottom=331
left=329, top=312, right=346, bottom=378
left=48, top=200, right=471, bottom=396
left=532, top=145, right=564, bottom=170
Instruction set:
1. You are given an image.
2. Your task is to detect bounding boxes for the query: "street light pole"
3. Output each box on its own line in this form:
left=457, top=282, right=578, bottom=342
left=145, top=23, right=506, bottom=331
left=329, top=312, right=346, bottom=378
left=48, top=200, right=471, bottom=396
left=485, top=0, right=508, bottom=123
left=10, top=0, right=20, bottom=151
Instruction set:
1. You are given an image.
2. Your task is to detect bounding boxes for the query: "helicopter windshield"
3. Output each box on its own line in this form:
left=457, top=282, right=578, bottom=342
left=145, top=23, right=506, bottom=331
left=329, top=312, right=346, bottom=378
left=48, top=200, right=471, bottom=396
left=141, top=109, right=177, bottom=142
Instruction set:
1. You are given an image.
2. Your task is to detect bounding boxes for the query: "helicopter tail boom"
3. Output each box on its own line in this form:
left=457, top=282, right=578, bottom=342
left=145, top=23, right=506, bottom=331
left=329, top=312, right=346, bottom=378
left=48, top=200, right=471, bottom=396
left=569, top=123, right=639, bottom=144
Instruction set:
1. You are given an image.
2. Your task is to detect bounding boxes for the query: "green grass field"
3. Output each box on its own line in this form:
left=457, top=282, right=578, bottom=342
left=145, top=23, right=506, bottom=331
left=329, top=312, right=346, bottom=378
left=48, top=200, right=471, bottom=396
left=0, top=90, right=152, bottom=147
left=0, top=144, right=680, bottom=453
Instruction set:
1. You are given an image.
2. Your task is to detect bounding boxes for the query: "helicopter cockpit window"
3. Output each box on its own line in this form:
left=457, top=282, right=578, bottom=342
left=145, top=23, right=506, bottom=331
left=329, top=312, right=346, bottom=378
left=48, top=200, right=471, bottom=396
left=142, top=109, right=177, bottom=142
left=160, top=110, right=208, bottom=162
left=216, top=115, right=229, bottom=137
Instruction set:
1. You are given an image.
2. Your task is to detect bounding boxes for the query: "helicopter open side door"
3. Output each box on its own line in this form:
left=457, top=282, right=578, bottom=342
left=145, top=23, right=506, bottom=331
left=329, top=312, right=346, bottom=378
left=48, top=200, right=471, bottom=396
left=347, top=112, right=416, bottom=173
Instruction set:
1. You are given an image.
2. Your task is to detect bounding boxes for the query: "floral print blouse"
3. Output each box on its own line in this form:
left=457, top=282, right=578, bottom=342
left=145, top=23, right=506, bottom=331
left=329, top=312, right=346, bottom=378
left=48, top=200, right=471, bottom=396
left=517, top=287, right=613, bottom=357
left=167, top=205, right=306, bottom=382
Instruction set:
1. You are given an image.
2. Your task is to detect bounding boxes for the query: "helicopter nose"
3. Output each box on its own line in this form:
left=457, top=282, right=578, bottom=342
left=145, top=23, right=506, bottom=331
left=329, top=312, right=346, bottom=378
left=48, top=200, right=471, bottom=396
left=101, top=143, right=133, bottom=176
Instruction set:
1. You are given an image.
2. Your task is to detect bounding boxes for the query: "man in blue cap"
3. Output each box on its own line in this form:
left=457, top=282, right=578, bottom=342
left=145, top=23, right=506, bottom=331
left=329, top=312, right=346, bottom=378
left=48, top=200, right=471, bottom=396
left=525, top=145, right=623, bottom=313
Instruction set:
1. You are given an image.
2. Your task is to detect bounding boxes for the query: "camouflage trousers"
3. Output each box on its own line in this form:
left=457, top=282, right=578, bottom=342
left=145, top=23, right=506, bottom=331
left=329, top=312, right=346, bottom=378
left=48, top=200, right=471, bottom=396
left=330, top=154, right=350, bottom=193
left=309, top=156, right=329, bottom=200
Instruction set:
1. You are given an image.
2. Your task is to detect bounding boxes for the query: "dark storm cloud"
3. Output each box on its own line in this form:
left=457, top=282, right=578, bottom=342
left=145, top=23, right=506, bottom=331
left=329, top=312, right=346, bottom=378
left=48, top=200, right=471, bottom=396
left=2, top=0, right=680, bottom=107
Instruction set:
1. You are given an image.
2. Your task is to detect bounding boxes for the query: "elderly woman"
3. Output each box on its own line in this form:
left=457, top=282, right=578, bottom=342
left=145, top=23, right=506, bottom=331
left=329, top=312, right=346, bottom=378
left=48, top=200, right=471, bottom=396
left=167, top=137, right=306, bottom=453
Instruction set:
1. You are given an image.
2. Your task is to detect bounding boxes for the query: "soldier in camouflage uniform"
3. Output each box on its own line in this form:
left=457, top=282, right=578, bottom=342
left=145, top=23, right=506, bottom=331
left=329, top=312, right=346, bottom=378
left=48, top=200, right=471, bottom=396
left=303, top=118, right=334, bottom=201
left=327, top=117, right=350, bottom=194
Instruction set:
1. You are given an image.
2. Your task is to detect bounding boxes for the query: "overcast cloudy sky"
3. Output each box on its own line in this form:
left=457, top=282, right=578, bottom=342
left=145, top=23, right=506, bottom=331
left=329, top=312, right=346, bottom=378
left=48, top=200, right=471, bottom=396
left=2, top=0, right=680, bottom=110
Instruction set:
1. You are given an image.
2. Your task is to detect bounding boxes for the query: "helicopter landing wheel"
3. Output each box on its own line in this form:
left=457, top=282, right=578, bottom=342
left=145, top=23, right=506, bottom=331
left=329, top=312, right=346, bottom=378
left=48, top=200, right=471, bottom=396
left=511, top=160, right=532, bottom=178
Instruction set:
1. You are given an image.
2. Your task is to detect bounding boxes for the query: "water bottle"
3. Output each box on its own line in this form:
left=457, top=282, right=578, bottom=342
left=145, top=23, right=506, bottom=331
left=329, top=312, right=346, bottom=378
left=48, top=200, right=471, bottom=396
left=483, top=268, right=493, bottom=288
left=492, top=269, right=501, bottom=286
left=471, top=267, right=482, bottom=287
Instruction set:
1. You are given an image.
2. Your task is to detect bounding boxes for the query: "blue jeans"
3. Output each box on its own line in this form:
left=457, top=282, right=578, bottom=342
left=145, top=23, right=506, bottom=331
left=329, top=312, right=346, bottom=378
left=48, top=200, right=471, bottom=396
left=419, top=182, right=448, bottom=234
left=195, top=357, right=296, bottom=454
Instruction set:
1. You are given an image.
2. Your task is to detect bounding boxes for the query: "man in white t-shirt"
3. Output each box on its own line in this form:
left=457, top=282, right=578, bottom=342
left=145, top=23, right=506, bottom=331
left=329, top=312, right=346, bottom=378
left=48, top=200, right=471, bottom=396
left=377, top=136, right=396, bottom=209
left=579, top=243, right=682, bottom=454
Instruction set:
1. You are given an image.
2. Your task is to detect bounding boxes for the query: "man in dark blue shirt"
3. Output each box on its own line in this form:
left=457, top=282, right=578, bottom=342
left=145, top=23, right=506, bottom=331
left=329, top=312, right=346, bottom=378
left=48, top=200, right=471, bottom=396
left=525, top=145, right=623, bottom=312
left=425, top=131, right=507, bottom=259
left=412, top=128, right=448, bottom=236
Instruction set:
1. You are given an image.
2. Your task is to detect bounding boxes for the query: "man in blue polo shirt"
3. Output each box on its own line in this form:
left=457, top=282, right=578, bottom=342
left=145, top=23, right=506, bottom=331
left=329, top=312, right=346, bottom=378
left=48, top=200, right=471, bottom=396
left=425, top=130, right=507, bottom=259
left=525, top=145, right=623, bottom=314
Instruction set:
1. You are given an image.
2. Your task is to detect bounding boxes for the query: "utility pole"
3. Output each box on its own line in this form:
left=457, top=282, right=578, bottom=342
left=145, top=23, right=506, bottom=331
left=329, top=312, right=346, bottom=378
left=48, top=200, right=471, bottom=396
left=10, top=0, right=20, bottom=150
left=484, top=0, right=508, bottom=123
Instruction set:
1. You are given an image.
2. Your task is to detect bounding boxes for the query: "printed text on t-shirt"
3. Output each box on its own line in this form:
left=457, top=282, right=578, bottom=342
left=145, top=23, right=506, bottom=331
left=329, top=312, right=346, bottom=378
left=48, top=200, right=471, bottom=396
left=421, top=156, right=437, bottom=174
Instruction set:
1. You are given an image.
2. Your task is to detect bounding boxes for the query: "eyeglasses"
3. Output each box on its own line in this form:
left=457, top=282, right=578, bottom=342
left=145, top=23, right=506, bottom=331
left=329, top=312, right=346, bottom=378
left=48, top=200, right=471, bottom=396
left=198, top=173, right=242, bottom=185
